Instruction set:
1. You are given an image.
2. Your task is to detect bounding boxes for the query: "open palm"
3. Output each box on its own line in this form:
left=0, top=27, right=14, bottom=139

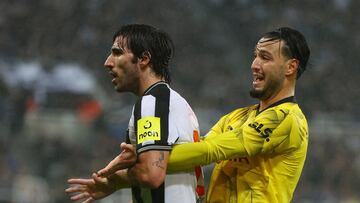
left=65, top=173, right=117, bottom=203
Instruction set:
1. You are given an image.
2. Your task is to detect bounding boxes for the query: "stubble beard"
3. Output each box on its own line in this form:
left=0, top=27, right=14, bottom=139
left=249, top=77, right=283, bottom=101
left=114, top=76, right=140, bottom=95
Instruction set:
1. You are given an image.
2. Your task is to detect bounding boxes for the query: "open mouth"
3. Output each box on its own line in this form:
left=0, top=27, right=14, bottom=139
left=109, top=71, right=117, bottom=78
left=253, top=74, right=264, bottom=85
left=109, top=71, right=118, bottom=85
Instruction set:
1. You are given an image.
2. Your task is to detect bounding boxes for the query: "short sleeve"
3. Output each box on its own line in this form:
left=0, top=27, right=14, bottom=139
left=134, top=92, right=172, bottom=154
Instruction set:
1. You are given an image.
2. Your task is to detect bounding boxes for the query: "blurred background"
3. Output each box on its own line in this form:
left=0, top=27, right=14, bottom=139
left=0, top=0, right=359, bottom=202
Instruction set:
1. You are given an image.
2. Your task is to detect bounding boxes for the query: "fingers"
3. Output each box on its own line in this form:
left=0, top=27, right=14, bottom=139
left=92, top=173, right=102, bottom=182
left=70, top=191, right=91, bottom=201
left=65, top=185, right=87, bottom=194
left=66, top=178, right=95, bottom=201
left=97, top=158, right=121, bottom=177
left=97, top=166, right=112, bottom=177
left=68, top=178, right=95, bottom=185
left=66, top=178, right=94, bottom=194
left=97, top=167, right=111, bottom=178
left=83, top=197, right=95, bottom=203
left=120, top=142, right=135, bottom=152
left=120, top=142, right=127, bottom=149
left=92, top=173, right=108, bottom=185
left=97, top=143, right=137, bottom=177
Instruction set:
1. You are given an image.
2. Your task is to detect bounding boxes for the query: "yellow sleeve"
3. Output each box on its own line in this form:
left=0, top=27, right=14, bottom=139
left=168, top=106, right=300, bottom=172
left=167, top=113, right=232, bottom=172
left=167, top=129, right=248, bottom=172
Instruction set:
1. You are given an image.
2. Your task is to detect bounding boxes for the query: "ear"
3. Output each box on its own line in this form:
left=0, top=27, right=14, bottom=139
left=138, top=52, right=151, bottom=68
left=285, top=59, right=299, bottom=77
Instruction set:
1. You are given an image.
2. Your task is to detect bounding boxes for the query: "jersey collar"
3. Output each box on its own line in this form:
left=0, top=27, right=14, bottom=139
left=143, top=81, right=168, bottom=95
left=256, top=96, right=296, bottom=115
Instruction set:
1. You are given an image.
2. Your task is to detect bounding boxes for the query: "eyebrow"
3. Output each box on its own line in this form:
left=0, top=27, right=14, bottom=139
left=254, top=46, right=271, bottom=55
left=111, top=46, right=124, bottom=54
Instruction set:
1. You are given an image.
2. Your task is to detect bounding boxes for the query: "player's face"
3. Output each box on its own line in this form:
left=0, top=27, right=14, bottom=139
left=104, top=37, right=140, bottom=93
left=250, top=38, right=288, bottom=100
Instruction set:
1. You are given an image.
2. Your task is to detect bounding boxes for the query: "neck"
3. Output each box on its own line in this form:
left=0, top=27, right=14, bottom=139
left=259, top=83, right=295, bottom=111
left=136, top=72, right=164, bottom=96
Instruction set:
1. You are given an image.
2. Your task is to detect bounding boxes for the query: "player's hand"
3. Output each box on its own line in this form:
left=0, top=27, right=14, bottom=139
left=65, top=173, right=117, bottom=202
left=97, top=142, right=137, bottom=177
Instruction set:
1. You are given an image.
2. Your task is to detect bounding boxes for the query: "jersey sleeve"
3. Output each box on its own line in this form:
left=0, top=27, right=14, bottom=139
left=168, top=130, right=247, bottom=172
left=168, top=107, right=301, bottom=172
left=134, top=94, right=172, bottom=154
left=168, top=113, right=245, bottom=172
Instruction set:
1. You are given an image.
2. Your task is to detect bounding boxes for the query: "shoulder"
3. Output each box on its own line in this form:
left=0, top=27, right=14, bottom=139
left=272, top=102, right=307, bottom=122
left=142, top=83, right=189, bottom=105
left=253, top=103, right=307, bottom=135
left=135, top=83, right=172, bottom=110
left=146, top=83, right=171, bottom=100
left=225, top=104, right=258, bottom=120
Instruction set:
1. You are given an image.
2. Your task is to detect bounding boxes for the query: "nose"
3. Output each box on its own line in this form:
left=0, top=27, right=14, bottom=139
left=251, top=57, right=260, bottom=71
left=104, top=55, right=114, bottom=70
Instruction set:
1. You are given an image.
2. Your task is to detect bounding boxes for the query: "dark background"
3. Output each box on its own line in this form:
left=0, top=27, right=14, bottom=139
left=0, top=0, right=359, bottom=202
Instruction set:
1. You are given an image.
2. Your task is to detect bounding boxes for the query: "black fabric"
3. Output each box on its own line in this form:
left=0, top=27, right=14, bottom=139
left=256, top=96, right=296, bottom=116
left=151, top=183, right=165, bottom=203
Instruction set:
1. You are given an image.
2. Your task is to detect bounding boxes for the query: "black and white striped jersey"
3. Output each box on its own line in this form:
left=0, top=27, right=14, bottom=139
left=127, top=81, right=199, bottom=203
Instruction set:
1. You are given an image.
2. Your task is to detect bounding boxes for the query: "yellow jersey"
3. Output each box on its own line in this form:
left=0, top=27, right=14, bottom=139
left=168, top=96, right=309, bottom=203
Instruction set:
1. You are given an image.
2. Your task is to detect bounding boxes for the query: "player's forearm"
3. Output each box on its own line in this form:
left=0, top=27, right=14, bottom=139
left=127, top=151, right=168, bottom=189
left=168, top=130, right=250, bottom=172
left=127, top=164, right=161, bottom=189
left=110, top=167, right=156, bottom=189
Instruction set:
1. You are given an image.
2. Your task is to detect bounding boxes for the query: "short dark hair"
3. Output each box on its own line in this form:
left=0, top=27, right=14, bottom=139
left=262, top=27, right=310, bottom=79
left=113, top=24, right=174, bottom=83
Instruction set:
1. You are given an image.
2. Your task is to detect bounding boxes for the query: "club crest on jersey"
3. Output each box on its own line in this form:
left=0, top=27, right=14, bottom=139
left=248, top=122, right=272, bottom=138
left=137, top=117, right=161, bottom=144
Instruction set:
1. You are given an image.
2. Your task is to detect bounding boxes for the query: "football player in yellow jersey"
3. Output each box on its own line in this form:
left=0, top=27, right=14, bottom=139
left=72, top=27, right=310, bottom=203
left=167, top=27, right=310, bottom=203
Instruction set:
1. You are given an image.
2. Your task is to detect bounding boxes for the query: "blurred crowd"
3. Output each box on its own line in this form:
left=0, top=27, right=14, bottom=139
left=0, top=0, right=359, bottom=202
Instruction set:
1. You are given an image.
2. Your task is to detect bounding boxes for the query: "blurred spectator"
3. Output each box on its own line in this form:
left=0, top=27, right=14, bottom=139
left=0, top=77, right=9, bottom=129
left=11, top=173, right=51, bottom=203
left=8, top=87, right=28, bottom=135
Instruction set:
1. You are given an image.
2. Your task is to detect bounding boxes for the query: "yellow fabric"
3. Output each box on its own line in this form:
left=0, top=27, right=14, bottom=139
left=137, top=116, right=161, bottom=144
left=168, top=102, right=308, bottom=203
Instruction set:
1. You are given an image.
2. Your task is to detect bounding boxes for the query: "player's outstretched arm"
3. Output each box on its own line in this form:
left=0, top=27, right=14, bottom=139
left=97, top=142, right=137, bottom=178
left=168, top=130, right=249, bottom=172
left=65, top=173, right=118, bottom=202
left=168, top=108, right=297, bottom=173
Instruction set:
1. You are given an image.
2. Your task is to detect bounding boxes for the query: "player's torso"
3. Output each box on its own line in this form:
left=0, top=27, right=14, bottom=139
left=128, top=82, right=198, bottom=203
left=128, top=83, right=199, bottom=147
left=207, top=103, right=308, bottom=203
